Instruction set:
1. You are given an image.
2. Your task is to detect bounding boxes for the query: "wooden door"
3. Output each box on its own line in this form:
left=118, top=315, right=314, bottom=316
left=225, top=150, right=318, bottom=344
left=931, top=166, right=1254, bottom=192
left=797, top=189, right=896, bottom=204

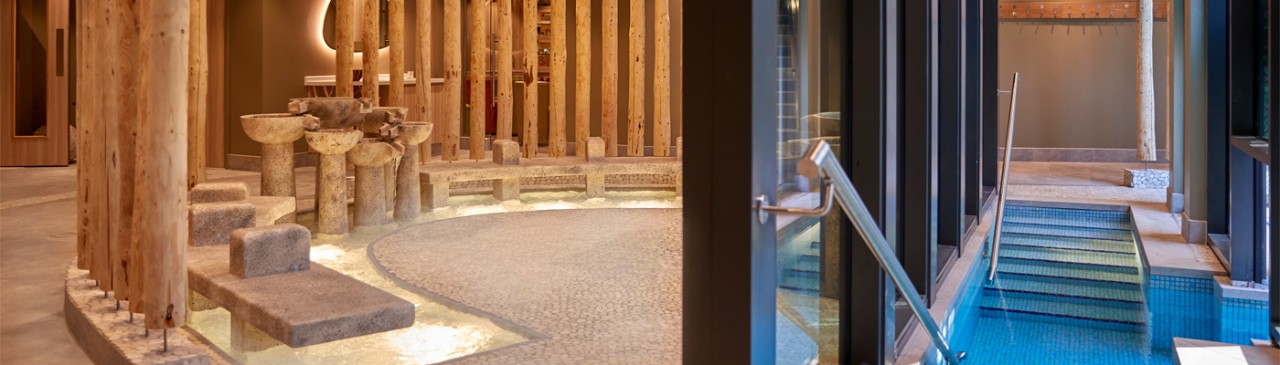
left=1, top=0, right=70, bottom=166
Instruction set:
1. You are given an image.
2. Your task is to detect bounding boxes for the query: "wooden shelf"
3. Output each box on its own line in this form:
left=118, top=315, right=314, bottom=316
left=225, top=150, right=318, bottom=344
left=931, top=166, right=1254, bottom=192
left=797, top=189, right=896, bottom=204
left=999, top=1, right=1169, bottom=20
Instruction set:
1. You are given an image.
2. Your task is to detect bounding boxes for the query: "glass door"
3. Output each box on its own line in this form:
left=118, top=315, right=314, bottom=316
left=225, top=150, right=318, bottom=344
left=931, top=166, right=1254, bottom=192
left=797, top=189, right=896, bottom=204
left=772, top=0, right=846, bottom=363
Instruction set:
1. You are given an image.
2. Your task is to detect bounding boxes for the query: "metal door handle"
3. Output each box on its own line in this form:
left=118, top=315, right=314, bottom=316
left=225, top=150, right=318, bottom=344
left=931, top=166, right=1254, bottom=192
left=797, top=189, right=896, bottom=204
left=754, top=176, right=834, bottom=223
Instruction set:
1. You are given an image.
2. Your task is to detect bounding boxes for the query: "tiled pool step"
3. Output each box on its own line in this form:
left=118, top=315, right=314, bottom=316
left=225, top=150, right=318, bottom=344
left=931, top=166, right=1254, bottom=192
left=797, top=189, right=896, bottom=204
left=1004, top=206, right=1130, bottom=223
left=999, top=245, right=1139, bottom=272
left=1000, top=233, right=1137, bottom=254
left=780, top=276, right=819, bottom=294
left=1002, top=222, right=1135, bottom=242
left=996, top=260, right=1142, bottom=285
left=985, top=275, right=1143, bottom=304
left=1002, top=215, right=1134, bottom=231
left=780, top=241, right=822, bottom=294
left=978, top=297, right=1146, bottom=332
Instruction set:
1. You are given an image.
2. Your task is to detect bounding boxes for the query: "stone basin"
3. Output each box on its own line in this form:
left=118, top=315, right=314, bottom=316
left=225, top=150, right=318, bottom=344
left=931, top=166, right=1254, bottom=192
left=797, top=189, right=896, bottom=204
left=241, top=114, right=314, bottom=145
left=287, top=97, right=372, bottom=130
left=347, top=139, right=399, bottom=168
left=305, top=129, right=364, bottom=155
left=362, top=107, right=410, bottom=136
left=393, top=122, right=434, bottom=146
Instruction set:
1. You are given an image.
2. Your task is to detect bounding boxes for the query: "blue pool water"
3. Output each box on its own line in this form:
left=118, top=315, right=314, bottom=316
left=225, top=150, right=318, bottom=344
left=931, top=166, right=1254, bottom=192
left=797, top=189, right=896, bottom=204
left=929, top=205, right=1270, bottom=365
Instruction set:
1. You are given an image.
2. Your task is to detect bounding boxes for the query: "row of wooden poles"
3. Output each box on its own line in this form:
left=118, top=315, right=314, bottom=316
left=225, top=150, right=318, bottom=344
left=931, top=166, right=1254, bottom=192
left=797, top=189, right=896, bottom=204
left=337, top=0, right=673, bottom=160
left=75, top=0, right=206, bottom=332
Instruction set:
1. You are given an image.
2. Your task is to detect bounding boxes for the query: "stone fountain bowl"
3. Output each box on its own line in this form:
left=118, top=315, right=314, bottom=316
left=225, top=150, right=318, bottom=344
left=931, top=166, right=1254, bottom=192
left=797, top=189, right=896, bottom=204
left=241, top=113, right=314, bottom=145
left=394, top=122, right=434, bottom=146
left=347, top=139, right=399, bottom=167
left=305, top=129, right=364, bottom=155
left=288, top=97, right=373, bottom=130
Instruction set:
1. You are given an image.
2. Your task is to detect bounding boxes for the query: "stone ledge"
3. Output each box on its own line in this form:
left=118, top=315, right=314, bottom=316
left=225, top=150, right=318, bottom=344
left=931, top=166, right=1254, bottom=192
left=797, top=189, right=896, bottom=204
left=186, top=246, right=414, bottom=347
left=64, top=263, right=216, bottom=365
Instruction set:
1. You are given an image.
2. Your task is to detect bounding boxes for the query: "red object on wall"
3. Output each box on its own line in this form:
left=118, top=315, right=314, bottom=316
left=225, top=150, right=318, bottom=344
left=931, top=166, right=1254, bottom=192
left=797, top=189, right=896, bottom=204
left=465, top=78, right=497, bottom=134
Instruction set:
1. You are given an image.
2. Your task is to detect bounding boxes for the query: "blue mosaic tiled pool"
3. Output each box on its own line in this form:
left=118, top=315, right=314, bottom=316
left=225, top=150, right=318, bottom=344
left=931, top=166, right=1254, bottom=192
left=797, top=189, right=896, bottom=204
left=926, top=204, right=1270, bottom=365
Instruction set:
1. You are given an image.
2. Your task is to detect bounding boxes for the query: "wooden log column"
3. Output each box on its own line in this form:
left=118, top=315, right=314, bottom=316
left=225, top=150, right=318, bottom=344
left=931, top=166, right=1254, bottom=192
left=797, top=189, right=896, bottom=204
left=653, top=0, right=671, bottom=157
left=75, top=0, right=93, bottom=271
left=139, top=0, right=190, bottom=330
left=574, top=0, right=590, bottom=157
left=550, top=0, right=568, bottom=157
left=627, top=0, right=645, bottom=156
left=444, top=0, right=462, bottom=160
left=188, top=0, right=209, bottom=187
left=522, top=0, right=539, bottom=158
left=362, top=0, right=381, bottom=106
left=416, top=0, right=433, bottom=158
left=388, top=0, right=406, bottom=107
left=469, top=0, right=489, bottom=160
left=601, top=0, right=618, bottom=157
left=1136, top=0, right=1156, bottom=161
left=111, top=0, right=141, bottom=301
left=94, top=0, right=117, bottom=290
left=497, top=0, right=514, bottom=141
left=336, top=0, right=356, bottom=97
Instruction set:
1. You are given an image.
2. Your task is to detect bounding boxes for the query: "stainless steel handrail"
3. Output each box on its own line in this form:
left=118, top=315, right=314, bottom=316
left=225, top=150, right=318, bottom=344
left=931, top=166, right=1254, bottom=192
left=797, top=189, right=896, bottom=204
left=761, top=141, right=966, bottom=364
left=988, top=73, right=1021, bottom=281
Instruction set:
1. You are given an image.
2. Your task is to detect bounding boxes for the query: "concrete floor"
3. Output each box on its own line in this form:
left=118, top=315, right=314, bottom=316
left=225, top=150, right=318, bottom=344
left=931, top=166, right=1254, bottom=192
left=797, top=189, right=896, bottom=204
left=0, top=161, right=1219, bottom=364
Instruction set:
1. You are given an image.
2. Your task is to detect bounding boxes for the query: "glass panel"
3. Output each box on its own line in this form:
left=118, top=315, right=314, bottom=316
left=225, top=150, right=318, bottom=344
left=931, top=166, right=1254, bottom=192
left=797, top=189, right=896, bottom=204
left=15, top=0, right=50, bottom=137
left=1258, top=0, right=1270, bottom=140
left=774, top=0, right=844, bottom=363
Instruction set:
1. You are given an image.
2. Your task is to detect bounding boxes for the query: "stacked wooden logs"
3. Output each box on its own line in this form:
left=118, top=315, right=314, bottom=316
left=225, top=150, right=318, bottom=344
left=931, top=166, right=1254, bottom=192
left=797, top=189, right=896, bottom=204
left=76, top=0, right=200, bottom=335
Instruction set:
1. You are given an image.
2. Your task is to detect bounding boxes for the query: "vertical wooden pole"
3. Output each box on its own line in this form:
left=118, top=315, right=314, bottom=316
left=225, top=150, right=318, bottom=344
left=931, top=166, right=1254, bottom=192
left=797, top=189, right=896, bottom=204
left=188, top=0, right=208, bottom=187
left=627, top=0, right=645, bottom=156
left=574, top=0, right=590, bottom=157
left=653, top=0, right=670, bottom=157
left=549, top=0, right=567, bottom=157
left=388, top=0, right=405, bottom=107
left=444, top=0, right=462, bottom=160
left=497, top=0, right=514, bottom=141
left=139, top=0, right=190, bottom=330
left=416, top=0, right=433, bottom=131
left=522, top=0, right=539, bottom=157
left=362, top=0, right=381, bottom=106
left=601, top=0, right=618, bottom=157
left=469, top=0, right=489, bottom=160
left=111, top=0, right=141, bottom=301
left=336, top=0, right=355, bottom=97
left=1136, top=0, right=1156, bottom=161
left=75, top=0, right=93, bottom=271
left=93, top=0, right=116, bottom=290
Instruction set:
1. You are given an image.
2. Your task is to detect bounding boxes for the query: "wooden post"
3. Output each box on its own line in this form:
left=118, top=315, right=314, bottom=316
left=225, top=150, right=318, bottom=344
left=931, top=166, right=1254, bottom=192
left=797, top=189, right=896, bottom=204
left=574, top=0, right=590, bottom=157
left=469, top=0, right=489, bottom=160
left=75, top=0, right=91, bottom=271
left=336, top=0, right=355, bottom=97
left=92, top=0, right=115, bottom=289
left=522, top=0, right=539, bottom=158
left=416, top=0, right=433, bottom=136
left=601, top=0, right=618, bottom=157
left=188, top=0, right=208, bottom=187
left=550, top=0, right=567, bottom=157
left=388, top=0, right=405, bottom=107
left=444, top=0, right=462, bottom=160
left=1136, top=0, right=1156, bottom=161
left=139, top=0, right=190, bottom=330
left=362, top=0, right=381, bottom=106
left=111, top=0, right=141, bottom=301
left=497, top=0, right=514, bottom=141
left=627, top=0, right=645, bottom=156
left=653, top=0, right=670, bottom=157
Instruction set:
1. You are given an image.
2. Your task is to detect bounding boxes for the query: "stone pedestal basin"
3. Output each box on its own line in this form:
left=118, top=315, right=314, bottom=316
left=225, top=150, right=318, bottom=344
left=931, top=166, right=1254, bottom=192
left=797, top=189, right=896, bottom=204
left=347, top=139, right=401, bottom=228
left=305, top=129, right=364, bottom=236
left=288, top=97, right=372, bottom=130
left=241, top=114, right=315, bottom=222
left=393, top=122, right=434, bottom=222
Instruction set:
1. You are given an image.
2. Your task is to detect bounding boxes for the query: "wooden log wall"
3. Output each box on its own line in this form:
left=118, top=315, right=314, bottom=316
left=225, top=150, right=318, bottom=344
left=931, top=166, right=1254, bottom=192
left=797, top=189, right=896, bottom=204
left=362, top=0, right=381, bottom=105
left=549, top=0, right=568, bottom=157
left=653, top=0, right=670, bottom=157
left=336, top=0, right=356, bottom=97
left=416, top=0, right=433, bottom=160
left=389, top=0, right=406, bottom=107
left=601, top=0, right=618, bottom=157
left=469, top=0, right=489, bottom=160
left=91, top=0, right=115, bottom=290
left=114, top=0, right=142, bottom=311
left=1136, top=0, right=1156, bottom=161
left=188, top=0, right=209, bottom=187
